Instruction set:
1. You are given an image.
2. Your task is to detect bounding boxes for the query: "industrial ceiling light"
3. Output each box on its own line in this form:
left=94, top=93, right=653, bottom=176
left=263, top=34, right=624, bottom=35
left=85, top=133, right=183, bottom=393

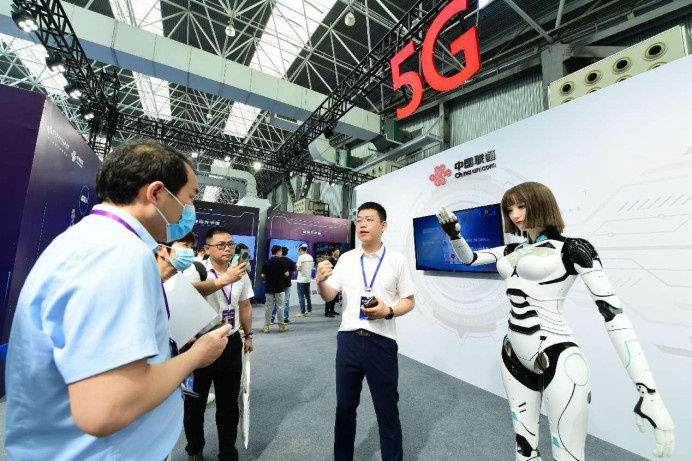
left=64, top=81, right=85, bottom=99
left=289, top=171, right=294, bottom=177
left=80, top=104, right=95, bottom=121
left=224, top=155, right=231, bottom=162
left=253, top=161, right=262, bottom=171
left=225, top=11, right=236, bottom=38
left=344, top=9, right=356, bottom=27
left=206, top=112, right=213, bottom=120
left=12, top=8, right=39, bottom=32
left=225, top=22, right=236, bottom=37
left=191, top=152, right=199, bottom=158
left=45, top=53, right=66, bottom=73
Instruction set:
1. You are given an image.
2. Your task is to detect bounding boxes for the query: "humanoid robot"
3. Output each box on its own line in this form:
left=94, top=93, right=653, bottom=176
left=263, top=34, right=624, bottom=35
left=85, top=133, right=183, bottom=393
left=437, top=182, right=674, bottom=460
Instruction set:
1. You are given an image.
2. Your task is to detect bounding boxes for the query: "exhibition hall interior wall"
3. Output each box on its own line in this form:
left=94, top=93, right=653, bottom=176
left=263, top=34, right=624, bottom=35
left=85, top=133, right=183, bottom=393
left=265, top=210, right=352, bottom=305
left=192, top=200, right=260, bottom=287
left=355, top=55, right=692, bottom=459
left=0, top=84, right=101, bottom=396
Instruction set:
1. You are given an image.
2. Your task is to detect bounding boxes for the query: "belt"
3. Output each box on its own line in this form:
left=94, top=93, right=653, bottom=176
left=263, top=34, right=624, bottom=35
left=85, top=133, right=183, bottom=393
left=353, top=328, right=374, bottom=337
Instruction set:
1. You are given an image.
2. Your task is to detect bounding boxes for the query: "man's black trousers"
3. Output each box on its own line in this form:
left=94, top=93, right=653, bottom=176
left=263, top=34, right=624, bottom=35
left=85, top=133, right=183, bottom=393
left=184, top=331, right=243, bottom=461
left=334, top=330, right=402, bottom=461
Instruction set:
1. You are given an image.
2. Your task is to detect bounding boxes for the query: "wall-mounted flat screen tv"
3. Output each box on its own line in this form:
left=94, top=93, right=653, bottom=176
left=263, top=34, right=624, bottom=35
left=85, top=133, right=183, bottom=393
left=232, top=235, right=256, bottom=260
left=268, top=238, right=309, bottom=263
left=412, top=204, right=504, bottom=273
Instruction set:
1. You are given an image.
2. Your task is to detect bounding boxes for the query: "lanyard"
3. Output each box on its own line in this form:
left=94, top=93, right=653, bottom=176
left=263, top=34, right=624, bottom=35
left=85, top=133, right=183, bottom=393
left=90, top=209, right=170, bottom=319
left=210, top=268, right=233, bottom=307
left=361, top=246, right=386, bottom=292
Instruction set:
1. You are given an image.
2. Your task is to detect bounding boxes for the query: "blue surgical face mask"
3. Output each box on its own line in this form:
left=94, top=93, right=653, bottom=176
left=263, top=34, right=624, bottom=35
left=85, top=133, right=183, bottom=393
left=155, top=186, right=196, bottom=242
left=164, top=246, right=195, bottom=271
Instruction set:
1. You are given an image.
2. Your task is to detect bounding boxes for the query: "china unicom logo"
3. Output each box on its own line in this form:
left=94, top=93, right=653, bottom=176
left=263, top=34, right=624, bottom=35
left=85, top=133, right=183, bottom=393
left=429, top=164, right=451, bottom=186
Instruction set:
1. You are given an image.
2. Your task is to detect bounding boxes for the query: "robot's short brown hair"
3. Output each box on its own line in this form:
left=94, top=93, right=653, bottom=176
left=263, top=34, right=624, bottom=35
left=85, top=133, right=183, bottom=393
left=501, top=182, right=565, bottom=235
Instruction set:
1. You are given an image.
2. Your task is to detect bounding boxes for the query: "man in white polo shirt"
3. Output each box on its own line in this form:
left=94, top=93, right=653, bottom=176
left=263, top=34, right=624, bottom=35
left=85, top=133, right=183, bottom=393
left=316, top=201, right=416, bottom=461
left=183, top=226, right=253, bottom=461
left=296, top=243, right=314, bottom=316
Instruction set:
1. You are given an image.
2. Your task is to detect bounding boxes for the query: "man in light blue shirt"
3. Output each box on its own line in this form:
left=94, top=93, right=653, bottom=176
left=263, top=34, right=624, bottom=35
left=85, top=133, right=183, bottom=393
left=5, top=140, right=235, bottom=460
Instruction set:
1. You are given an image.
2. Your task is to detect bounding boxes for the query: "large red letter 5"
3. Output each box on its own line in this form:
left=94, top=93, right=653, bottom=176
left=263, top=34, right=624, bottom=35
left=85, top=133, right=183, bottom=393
left=422, top=0, right=481, bottom=92
left=390, top=41, right=424, bottom=119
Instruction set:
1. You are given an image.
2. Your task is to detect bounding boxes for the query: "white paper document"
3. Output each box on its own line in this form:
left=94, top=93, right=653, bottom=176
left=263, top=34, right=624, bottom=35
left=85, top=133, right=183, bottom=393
left=164, top=273, right=217, bottom=346
left=239, top=351, right=251, bottom=448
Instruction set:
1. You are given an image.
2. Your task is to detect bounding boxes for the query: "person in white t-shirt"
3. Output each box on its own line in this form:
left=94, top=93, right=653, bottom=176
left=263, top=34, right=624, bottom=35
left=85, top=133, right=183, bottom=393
left=316, top=202, right=416, bottom=461
left=182, top=226, right=253, bottom=461
left=295, top=244, right=314, bottom=317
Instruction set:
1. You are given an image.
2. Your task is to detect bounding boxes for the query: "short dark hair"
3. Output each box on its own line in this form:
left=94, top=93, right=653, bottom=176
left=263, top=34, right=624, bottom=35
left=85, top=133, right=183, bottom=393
left=331, top=246, right=340, bottom=254
left=357, top=202, right=386, bottom=221
left=271, top=245, right=282, bottom=255
left=281, top=246, right=288, bottom=256
left=173, top=231, right=197, bottom=246
left=205, top=226, right=232, bottom=244
left=96, top=139, right=192, bottom=204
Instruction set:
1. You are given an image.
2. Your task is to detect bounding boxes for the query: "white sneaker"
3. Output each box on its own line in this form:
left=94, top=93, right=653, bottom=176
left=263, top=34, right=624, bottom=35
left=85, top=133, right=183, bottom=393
left=296, top=313, right=305, bottom=317
left=207, top=393, right=216, bottom=405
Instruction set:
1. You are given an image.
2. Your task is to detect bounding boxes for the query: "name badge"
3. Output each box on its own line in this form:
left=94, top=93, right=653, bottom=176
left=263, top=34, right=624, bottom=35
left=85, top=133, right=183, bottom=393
left=359, top=291, right=374, bottom=321
left=221, top=309, right=235, bottom=328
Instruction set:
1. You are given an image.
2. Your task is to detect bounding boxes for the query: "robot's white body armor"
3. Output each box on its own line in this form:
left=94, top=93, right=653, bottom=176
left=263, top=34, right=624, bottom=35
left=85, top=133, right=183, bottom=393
left=448, top=230, right=671, bottom=460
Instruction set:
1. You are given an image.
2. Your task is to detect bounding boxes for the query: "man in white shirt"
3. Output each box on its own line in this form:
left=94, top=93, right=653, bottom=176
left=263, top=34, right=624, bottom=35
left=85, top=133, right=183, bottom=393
left=316, top=202, right=416, bottom=461
left=182, top=226, right=253, bottom=461
left=295, top=243, right=314, bottom=317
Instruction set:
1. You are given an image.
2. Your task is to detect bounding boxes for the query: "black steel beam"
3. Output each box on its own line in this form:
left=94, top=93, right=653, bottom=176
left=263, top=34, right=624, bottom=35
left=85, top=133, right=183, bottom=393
left=13, top=0, right=118, bottom=155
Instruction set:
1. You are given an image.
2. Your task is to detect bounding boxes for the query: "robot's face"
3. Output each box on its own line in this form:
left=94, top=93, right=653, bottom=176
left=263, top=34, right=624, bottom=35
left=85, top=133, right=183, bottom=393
left=506, top=202, right=527, bottom=231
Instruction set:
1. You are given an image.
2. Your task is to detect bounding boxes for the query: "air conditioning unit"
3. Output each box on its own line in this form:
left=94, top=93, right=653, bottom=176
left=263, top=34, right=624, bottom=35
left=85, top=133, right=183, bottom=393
left=365, top=160, right=402, bottom=178
left=293, top=198, right=329, bottom=216
left=549, top=25, right=691, bottom=107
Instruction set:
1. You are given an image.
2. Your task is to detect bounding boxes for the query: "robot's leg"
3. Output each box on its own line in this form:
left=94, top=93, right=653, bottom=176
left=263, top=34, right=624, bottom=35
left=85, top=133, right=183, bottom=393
left=541, top=343, right=591, bottom=461
left=501, top=337, right=543, bottom=461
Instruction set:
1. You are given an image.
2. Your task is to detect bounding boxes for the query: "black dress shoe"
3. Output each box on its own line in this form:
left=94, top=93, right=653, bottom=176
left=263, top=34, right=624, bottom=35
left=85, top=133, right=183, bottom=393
left=331, top=311, right=340, bottom=315
left=326, top=313, right=334, bottom=317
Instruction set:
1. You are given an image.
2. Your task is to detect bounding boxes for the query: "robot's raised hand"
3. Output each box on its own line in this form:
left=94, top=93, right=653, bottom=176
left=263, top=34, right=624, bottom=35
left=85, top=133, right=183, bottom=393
left=634, top=384, right=675, bottom=457
left=436, top=206, right=461, bottom=240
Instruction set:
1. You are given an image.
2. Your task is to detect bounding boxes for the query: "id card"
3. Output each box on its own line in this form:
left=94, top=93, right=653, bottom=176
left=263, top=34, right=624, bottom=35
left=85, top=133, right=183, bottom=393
left=359, top=294, right=373, bottom=321
left=221, top=309, right=235, bottom=328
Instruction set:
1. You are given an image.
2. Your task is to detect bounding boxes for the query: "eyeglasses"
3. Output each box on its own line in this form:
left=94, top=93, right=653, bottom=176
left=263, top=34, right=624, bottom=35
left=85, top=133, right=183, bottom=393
left=208, top=242, right=235, bottom=249
left=355, top=216, right=380, bottom=225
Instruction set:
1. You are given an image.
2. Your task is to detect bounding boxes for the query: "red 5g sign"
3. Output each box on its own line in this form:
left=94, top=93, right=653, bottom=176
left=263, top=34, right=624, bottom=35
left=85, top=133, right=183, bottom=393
left=391, top=0, right=481, bottom=119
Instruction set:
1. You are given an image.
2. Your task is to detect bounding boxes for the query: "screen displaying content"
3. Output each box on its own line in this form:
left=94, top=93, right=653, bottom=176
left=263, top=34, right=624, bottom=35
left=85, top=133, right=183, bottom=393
left=314, top=242, right=351, bottom=264
left=413, top=204, right=504, bottom=273
left=268, top=238, right=309, bottom=262
left=232, top=235, right=256, bottom=260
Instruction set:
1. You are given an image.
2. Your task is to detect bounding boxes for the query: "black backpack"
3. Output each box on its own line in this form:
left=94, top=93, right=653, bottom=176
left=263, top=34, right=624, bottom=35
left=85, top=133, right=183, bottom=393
left=193, top=261, right=207, bottom=281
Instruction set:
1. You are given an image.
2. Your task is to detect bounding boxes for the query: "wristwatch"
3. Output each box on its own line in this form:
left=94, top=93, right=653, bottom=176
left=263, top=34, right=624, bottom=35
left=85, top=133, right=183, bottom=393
left=244, top=332, right=254, bottom=339
left=385, top=307, right=394, bottom=320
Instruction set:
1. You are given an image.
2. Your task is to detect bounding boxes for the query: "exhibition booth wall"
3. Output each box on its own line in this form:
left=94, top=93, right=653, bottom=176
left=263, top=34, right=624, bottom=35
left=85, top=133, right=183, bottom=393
left=264, top=210, right=352, bottom=306
left=1, top=84, right=101, bottom=395
left=192, top=200, right=261, bottom=286
left=354, top=55, right=692, bottom=459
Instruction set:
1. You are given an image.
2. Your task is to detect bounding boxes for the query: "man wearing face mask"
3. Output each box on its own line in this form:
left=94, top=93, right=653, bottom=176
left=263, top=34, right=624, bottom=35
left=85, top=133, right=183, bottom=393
left=156, top=232, right=197, bottom=282
left=5, top=139, right=233, bottom=461
left=182, top=226, right=253, bottom=461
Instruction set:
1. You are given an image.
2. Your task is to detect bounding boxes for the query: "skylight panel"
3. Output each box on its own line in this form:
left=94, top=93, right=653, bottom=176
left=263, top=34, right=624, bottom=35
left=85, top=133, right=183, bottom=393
left=0, top=33, right=67, bottom=95
left=109, top=0, right=170, bottom=119
left=249, top=0, right=337, bottom=79
left=224, top=101, right=261, bottom=138
left=225, top=0, right=337, bottom=139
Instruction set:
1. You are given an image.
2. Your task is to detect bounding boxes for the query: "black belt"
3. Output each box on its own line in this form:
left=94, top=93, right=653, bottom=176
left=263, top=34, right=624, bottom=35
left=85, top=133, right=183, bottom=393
left=351, top=328, right=375, bottom=337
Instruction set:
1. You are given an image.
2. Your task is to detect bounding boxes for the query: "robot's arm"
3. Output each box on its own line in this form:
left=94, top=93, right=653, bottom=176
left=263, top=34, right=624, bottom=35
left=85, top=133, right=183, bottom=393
left=568, top=238, right=674, bottom=457
left=436, top=206, right=505, bottom=266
